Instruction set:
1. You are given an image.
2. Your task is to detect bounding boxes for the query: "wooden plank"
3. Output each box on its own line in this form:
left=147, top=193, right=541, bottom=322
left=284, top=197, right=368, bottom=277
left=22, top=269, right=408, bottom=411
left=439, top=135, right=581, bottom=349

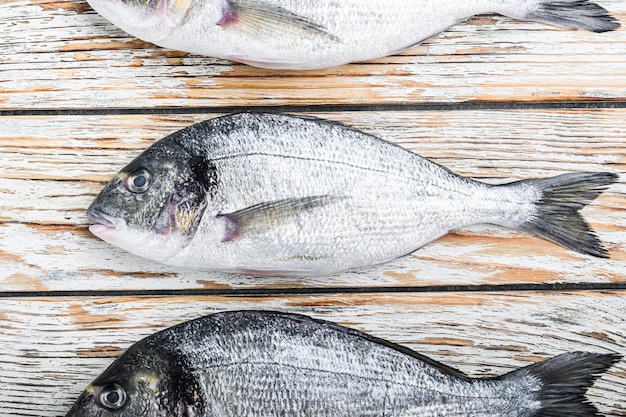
left=0, top=291, right=624, bottom=416
left=1, top=110, right=624, bottom=290
left=1, top=0, right=625, bottom=109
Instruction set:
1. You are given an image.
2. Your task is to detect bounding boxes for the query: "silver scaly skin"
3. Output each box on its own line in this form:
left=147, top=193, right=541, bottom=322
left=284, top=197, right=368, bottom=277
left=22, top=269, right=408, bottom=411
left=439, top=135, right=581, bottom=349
left=64, top=310, right=621, bottom=417
left=87, top=113, right=617, bottom=276
left=84, top=0, right=620, bottom=69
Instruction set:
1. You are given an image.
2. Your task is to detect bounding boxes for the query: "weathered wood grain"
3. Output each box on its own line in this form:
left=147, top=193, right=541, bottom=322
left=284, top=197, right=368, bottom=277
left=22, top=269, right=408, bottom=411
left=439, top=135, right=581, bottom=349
left=1, top=110, right=624, bottom=291
left=0, top=292, right=624, bottom=417
left=1, top=0, right=625, bottom=109
left=2, top=4, right=625, bottom=417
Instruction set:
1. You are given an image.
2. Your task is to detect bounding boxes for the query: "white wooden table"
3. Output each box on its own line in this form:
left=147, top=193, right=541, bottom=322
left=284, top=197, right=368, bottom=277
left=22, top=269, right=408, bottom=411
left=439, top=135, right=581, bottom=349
left=1, top=1, right=625, bottom=415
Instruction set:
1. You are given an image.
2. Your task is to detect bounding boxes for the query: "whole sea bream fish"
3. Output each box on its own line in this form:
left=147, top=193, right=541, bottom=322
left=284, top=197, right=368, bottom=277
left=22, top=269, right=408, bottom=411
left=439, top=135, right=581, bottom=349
left=84, top=0, right=620, bottom=69
left=87, top=113, right=617, bottom=276
left=64, top=310, right=621, bottom=417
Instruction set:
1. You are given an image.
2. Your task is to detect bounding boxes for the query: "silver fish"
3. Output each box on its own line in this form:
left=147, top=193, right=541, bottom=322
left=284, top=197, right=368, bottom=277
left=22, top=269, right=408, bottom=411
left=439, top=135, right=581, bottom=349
left=83, top=0, right=620, bottom=69
left=64, top=310, right=620, bottom=417
left=87, top=113, right=617, bottom=276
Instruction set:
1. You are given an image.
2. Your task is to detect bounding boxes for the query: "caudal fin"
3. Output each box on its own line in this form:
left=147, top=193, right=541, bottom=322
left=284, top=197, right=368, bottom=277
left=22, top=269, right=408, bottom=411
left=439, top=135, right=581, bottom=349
left=525, top=0, right=620, bottom=32
left=516, top=172, right=617, bottom=258
left=502, top=352, right=621, bottom=417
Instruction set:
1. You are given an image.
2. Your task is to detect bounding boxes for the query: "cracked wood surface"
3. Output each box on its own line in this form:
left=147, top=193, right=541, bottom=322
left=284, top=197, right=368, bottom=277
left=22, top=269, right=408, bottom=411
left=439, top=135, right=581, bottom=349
left=0, top=0, right=625, bottom=416
left=1, top=293, right=625, bottom=416
left=1, top=0, right=625, bottom=108
left=1, top=110, right=624, bottom=291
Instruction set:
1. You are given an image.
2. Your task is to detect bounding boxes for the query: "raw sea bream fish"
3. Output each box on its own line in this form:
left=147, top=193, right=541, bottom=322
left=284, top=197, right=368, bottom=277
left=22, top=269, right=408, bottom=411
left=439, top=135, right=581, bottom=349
left=84, top=0, right=620, bottom=69
left=64, top=310, right=621, bottom=417
left=87, top=113, right=618, bottom=276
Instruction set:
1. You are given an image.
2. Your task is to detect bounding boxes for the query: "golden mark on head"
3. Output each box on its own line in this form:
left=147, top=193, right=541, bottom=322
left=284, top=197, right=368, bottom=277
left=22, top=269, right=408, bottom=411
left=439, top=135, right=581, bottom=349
left=176, top=211, right=193, bottom=232
left=85, top=384, right=95, bottom=395
left=135, top=372, right=160, bottom=393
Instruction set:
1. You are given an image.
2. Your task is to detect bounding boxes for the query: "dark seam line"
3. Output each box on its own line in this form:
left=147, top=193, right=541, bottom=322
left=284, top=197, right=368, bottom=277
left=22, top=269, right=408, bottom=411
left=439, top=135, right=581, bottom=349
left=1, top=101, right=626, bottom=116
left=211, top=152, right=478, bottom=199
left=211, top=152, right=439, bottom=188
left=1, top=282, right=625, bottom=298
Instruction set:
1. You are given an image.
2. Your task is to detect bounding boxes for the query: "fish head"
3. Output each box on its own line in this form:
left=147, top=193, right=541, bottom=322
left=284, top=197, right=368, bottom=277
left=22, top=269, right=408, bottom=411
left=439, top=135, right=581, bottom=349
left=86, top=0, right=196, bottom=43
left=87, top=137, right=214, bottom=261
left=64, top=343, right=189, bottom=417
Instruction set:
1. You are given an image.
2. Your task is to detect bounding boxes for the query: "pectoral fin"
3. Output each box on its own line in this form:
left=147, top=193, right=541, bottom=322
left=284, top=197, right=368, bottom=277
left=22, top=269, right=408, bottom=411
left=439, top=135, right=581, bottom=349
left=219, top=0, right=340, bottom=42
left=219, top=195, right=345, bottom=242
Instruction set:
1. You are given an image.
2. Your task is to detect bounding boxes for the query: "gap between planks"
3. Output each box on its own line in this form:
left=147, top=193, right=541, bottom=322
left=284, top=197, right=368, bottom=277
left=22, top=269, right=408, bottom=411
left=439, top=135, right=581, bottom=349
left=1, top=282, right=626, bottom=299
left=3, top=100, right=626, bottom=117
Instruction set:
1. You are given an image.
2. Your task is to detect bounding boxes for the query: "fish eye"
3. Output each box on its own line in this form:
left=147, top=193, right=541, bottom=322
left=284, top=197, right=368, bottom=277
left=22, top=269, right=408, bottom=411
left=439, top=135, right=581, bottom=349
left=124, top=168, right=152, bottom=193
left=97, top=383, right=127, bottom=410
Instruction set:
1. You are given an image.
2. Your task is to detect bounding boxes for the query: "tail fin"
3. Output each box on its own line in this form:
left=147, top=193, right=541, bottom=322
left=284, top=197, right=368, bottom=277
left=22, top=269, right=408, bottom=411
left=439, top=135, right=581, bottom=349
left=515, top=172, right=617, bottom=258
left=502, top=352, right=621, bottom=417
left=525, top=0, right=620, bottom=32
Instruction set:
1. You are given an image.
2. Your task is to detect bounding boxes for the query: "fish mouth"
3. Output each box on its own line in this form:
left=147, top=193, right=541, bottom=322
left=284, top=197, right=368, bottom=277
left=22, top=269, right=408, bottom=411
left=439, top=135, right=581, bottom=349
left=87, top=207, right=126, bottom=229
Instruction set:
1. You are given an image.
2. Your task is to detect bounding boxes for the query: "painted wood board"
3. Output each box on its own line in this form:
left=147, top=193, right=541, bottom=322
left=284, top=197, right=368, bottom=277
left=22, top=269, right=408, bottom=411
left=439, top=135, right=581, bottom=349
left=2, top=3, right=626, bottom=417
left=1, top=110, right=624, bottom=291
left=1, top=0, right=625, bottom=109
left=0, top=291, right=624, bottom=417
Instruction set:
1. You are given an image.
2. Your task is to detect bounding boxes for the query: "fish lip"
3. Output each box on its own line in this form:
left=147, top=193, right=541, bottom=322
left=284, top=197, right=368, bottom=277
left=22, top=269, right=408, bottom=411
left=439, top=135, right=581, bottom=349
left=87, top=207, right=126, bottom=229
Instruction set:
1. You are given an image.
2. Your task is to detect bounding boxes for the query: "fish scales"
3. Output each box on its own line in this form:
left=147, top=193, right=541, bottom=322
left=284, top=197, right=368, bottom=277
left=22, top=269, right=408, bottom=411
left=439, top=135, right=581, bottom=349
left=193, top=115, right=473, bottom=208
left=84, top=0, right=620, bottom=69
left=64, top=311, right=620, bottom=417
left=87, top=113, right=617, bottom=275
left=187, top=117, right=489, bottom=269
